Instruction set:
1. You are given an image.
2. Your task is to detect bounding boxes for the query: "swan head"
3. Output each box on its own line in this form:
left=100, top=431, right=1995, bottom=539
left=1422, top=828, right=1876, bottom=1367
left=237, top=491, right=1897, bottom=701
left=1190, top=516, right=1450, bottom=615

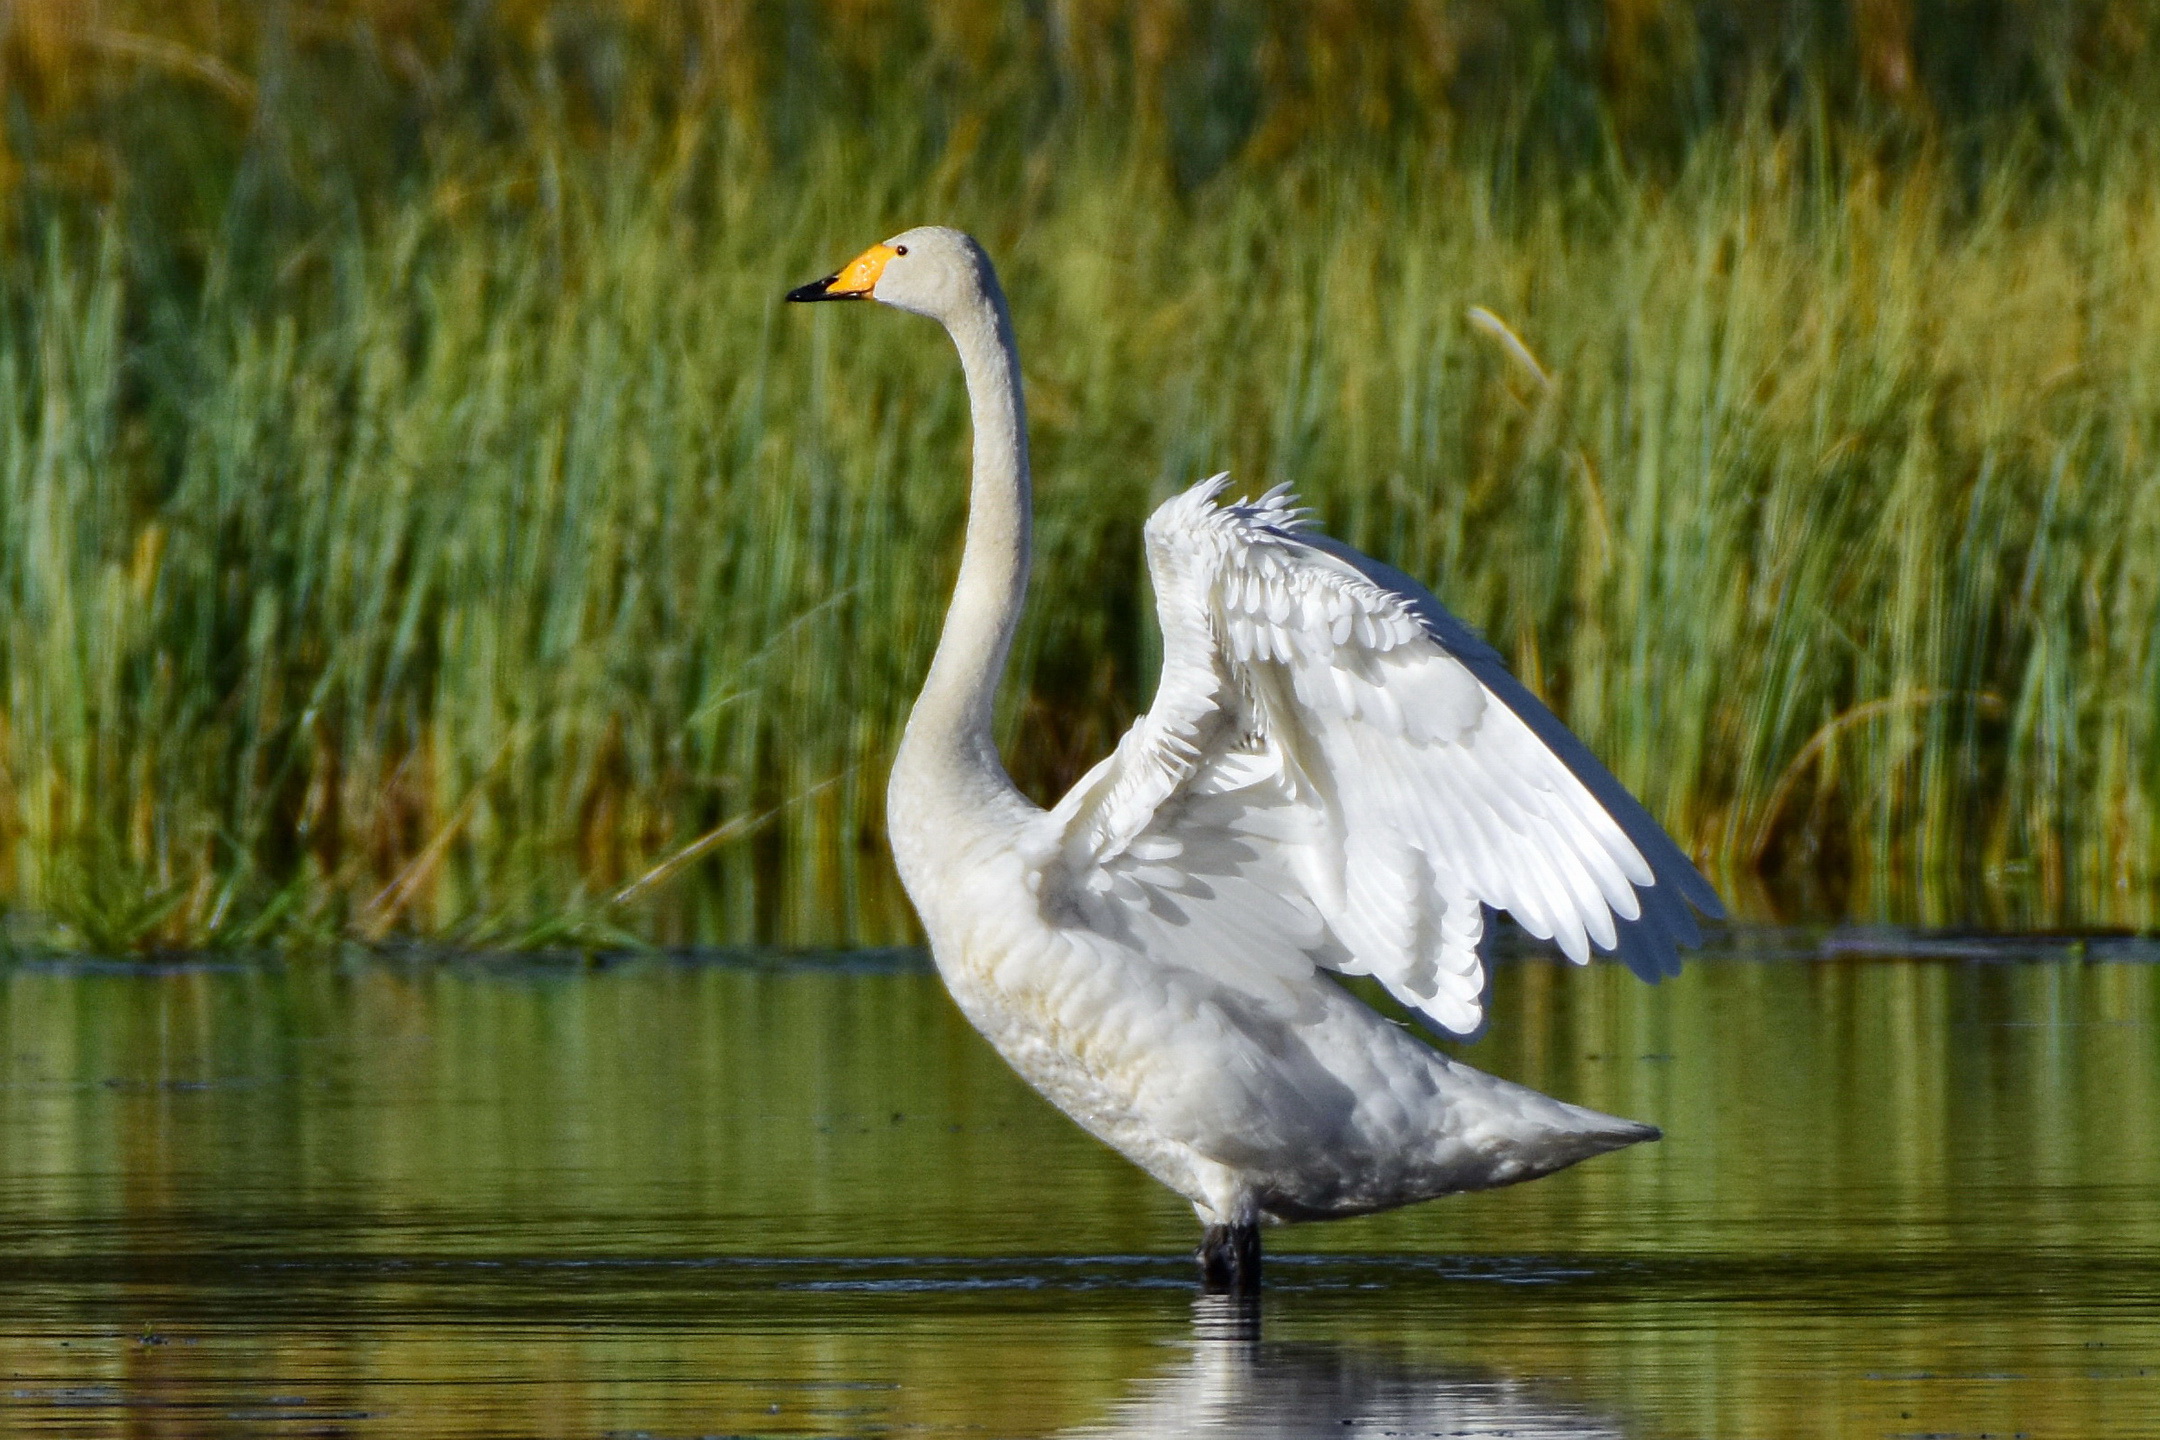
left=784, top=226, right=995, bottom=324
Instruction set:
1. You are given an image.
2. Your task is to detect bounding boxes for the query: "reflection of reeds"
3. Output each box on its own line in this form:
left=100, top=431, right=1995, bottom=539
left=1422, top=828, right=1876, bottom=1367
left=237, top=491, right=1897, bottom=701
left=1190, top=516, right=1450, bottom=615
left=1, top=956, right=2154, bottom=1432
left=0, top=6, right=2154, bottom=945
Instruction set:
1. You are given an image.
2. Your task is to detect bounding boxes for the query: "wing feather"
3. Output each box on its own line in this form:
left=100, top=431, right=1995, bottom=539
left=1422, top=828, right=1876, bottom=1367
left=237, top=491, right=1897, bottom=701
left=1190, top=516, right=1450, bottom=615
left=1038, top=475, right=1722, bottom=1037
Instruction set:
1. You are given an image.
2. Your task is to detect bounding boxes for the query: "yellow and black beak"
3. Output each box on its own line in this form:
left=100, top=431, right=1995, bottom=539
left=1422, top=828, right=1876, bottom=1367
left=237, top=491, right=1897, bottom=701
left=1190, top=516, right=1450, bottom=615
left=785, top=242, right=897, bottom=303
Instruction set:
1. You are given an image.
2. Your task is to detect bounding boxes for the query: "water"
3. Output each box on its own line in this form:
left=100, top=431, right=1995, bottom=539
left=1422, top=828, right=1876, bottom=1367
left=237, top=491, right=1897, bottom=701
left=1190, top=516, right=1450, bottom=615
left=0, top=937, right=2155, bottom=1438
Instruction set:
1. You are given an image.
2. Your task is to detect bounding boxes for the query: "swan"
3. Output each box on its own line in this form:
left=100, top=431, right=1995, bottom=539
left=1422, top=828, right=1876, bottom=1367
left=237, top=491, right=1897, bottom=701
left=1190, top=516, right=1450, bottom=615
left=786, top=228, right=1723, bottom=1292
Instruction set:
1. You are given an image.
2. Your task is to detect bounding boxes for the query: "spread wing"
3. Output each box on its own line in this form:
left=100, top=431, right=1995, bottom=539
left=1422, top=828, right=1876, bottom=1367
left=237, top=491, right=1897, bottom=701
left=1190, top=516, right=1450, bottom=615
left=1037, top=475, right=1723, bottom=1039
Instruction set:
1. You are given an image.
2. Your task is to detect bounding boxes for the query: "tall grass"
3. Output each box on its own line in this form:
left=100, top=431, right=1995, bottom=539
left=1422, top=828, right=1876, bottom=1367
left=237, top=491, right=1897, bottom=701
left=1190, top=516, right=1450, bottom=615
left=0, top=7, right=2155, bottom=947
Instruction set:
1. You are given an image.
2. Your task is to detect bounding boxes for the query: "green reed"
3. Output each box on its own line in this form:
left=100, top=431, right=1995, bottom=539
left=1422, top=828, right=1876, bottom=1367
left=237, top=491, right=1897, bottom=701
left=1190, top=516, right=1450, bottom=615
left=0, top=86, right=2156, bottom=947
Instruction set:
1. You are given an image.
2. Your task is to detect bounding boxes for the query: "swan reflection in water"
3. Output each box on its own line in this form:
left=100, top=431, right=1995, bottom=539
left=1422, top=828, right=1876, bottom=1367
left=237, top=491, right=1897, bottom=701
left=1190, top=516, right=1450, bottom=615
left=1063, top=1297, right=1629, bottom=1440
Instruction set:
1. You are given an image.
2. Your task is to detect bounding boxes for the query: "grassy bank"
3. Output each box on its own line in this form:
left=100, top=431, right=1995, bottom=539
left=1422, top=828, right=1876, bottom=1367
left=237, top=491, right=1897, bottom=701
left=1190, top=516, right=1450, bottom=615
left=0, top=8, right=2156, bottom=947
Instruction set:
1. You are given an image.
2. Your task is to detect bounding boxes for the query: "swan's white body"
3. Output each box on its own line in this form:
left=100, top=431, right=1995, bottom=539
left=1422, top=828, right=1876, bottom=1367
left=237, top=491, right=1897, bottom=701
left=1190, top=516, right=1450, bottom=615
left=791, top=228, right=1722, bottom=1230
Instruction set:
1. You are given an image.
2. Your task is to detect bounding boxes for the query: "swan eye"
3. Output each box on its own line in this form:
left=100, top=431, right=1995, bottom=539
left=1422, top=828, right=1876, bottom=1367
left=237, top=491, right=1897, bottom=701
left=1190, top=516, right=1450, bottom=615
left=894, top=245, right=908, bottom=256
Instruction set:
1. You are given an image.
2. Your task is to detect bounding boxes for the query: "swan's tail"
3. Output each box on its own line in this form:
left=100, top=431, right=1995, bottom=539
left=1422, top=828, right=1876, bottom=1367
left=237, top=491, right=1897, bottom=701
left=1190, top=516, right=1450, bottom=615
left=1436, top=1058, right=1661, bottom=1192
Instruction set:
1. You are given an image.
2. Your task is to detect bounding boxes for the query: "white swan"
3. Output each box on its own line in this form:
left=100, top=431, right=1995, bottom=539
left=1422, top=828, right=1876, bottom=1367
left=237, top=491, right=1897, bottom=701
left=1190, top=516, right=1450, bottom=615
left=786, top=228, right=1722, bottom=1291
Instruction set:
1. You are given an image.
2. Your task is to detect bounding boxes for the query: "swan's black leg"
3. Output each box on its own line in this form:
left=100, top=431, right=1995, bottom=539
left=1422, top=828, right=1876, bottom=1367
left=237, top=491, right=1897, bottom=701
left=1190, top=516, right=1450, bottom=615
left=1196, top=1222, right=1262, bottom=1294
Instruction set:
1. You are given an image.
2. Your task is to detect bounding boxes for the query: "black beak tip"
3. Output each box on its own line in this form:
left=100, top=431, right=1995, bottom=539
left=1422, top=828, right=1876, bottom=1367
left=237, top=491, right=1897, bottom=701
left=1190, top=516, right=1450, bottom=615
left=785, top=274, right=856, bottom=303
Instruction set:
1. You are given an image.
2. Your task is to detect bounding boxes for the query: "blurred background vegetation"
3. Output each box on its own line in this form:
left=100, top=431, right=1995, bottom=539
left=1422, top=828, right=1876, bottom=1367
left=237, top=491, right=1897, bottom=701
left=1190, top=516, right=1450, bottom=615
left=0, top=0, right=2155, bottom=949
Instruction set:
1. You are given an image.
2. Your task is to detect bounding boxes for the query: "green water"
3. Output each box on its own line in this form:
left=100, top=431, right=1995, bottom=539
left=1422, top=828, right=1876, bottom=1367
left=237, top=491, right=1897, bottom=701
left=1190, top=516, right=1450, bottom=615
left=0, top=939, right=2155, bottom=1438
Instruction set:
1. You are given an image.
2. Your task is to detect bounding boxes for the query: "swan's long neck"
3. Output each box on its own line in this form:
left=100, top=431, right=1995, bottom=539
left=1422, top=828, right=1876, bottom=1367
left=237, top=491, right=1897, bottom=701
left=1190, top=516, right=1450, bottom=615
left=888, top=273, right=1037, bottom=873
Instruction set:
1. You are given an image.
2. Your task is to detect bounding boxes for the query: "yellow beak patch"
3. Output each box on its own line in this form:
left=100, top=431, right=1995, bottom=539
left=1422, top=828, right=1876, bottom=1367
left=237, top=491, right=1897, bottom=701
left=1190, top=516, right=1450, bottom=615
left=827, top=242, right=899, bottom=298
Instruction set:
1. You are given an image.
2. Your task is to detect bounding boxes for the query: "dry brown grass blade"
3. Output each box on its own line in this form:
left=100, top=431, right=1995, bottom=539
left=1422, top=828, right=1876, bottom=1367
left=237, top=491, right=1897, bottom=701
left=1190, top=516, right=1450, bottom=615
left=610, top=775, right=848, bottom=908
left=355, top=735, right=519, bottom=942
left=1749, top=692, right=2005, bottom=866
left=83, top=29, right=255, bottom=109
